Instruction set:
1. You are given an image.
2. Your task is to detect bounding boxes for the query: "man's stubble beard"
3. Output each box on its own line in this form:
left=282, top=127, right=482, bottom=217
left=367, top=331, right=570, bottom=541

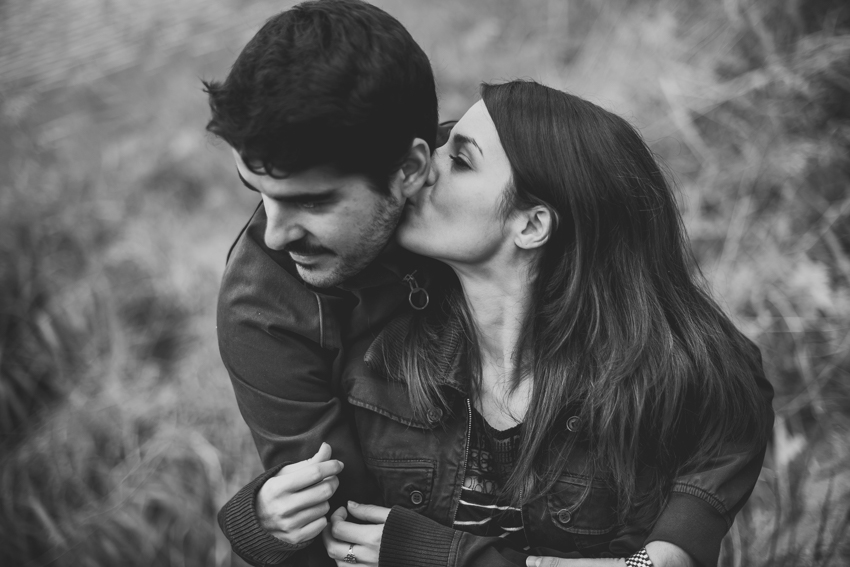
left=295, top=196, right=403, bottom=288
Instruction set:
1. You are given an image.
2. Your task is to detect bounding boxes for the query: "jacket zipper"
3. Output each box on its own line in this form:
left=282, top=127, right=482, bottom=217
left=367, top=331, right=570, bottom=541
left=452, top=397, right=473, bottom=525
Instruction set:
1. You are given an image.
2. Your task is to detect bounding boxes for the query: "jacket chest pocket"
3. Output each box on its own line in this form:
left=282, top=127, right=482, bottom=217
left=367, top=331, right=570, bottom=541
left=363, top=458, right=436, bottom=513
left=542, top=474, right=619, bottom=554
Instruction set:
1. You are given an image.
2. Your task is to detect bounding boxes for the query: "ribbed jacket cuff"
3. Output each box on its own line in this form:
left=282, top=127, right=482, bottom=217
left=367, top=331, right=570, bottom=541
left=647, top=492, right=729, bottom=567
left=217, top=464, right=310, bottom=566
left=379, top=506, right=457, bottom=567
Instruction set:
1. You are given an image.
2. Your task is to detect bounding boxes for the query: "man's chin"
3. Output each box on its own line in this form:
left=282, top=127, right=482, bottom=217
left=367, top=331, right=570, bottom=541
left=294, top=263, right=346, bottom=288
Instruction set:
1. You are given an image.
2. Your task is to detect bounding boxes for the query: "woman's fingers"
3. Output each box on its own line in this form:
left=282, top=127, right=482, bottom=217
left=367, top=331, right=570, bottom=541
left=255, top=451, right=342, bottom=543
left=268, top=459, right=344, bottom=496
left=264, top=500, right=330, bottom=537
left=311, top=441, right=333, bottom=463
left=262, top=475, right=338, bottom=524
left=296, top=515, right=329, bottom=543
left=345, top=501, right=390, bottom=523
left=322, top=508, right=380, bottom=567
left=330, top=505, right=348, bottom=522
left=330, top=514, right=379, bottom=546
left=280, top=442, right=333, bottom=474
left=285, top=475, right=339, bottom=512
left=321, top=515, right=335, bottom=548
left=323, top=530, right=379, bottom=567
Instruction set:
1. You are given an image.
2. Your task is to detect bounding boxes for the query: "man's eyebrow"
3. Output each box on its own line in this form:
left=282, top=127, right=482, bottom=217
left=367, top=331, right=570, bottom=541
left=275, top=189, right=338, bottom=203
left=237, top=169, right=259, bottom=192
left=453, top=134, right=483, bottom=157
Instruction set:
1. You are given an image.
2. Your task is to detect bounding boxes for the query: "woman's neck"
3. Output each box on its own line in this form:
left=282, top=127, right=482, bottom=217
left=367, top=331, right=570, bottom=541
left=450, top=255, right=535, bottom=428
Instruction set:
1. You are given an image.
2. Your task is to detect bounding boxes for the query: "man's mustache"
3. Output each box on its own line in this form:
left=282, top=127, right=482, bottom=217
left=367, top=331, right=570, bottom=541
left=283, top=239, right=333, bottom=256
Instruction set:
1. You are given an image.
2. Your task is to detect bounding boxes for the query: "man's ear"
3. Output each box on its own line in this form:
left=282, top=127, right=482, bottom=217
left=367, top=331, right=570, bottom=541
left=514, top=206, right=554, bottom=250
left=389, top=138, right=431, bottom=200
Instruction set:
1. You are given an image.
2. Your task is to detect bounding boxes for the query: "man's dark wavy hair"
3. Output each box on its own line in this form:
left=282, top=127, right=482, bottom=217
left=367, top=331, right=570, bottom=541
left=202, top=0, right=438, bottom=193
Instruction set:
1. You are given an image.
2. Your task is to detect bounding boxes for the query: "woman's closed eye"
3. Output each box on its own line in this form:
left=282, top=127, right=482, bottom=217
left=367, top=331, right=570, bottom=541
left=449, top=154, right=471, bottom=170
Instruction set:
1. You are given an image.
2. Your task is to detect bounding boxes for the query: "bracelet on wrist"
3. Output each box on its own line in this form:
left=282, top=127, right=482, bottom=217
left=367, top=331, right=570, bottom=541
left=624, top=547, right=653, bottom=567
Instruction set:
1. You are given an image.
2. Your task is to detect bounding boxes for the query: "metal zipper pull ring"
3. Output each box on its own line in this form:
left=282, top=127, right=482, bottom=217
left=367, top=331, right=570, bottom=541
left=403, top=271, right=430, bottom=311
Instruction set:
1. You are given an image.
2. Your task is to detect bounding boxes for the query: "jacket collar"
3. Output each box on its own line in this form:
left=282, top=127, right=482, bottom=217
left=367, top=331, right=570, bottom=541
left=363, top=311, right=468, bottom=394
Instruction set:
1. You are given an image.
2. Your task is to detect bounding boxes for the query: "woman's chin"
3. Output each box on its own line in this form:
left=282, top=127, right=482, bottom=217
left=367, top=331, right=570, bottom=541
left=395, top=225, right=424, bottom=254
left=394, top=224, right=438, bottom=258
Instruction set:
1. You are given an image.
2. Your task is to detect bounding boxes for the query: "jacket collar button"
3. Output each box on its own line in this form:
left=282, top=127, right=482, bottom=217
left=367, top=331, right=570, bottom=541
left=427, top=407, right=443, bottom=423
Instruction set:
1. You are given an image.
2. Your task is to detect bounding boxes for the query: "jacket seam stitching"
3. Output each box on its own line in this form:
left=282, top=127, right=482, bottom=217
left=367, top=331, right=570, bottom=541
left=671, top=482, right=730, bottom=521
left=347, top=396, right=432, bottom=429
left=364, top=457, right=438, bottom=466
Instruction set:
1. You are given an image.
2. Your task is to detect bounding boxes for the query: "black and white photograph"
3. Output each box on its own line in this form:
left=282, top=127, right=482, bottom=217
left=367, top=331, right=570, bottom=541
left=1, top=1, right=848, bottom=566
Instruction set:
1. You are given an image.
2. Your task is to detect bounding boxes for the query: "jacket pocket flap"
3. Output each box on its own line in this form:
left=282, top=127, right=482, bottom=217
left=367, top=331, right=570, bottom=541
left=546, top=474, right=618, bottom=535
left=364, top=458, right=435, bottom=512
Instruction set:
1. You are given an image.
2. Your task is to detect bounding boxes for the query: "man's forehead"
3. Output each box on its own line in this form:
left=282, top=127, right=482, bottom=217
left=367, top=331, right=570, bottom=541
left=232, top=151, right=357, bottom=196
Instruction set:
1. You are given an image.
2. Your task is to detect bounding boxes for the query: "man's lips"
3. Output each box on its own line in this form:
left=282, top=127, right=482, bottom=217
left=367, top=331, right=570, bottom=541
left=288, top=251, right=328, bottom=265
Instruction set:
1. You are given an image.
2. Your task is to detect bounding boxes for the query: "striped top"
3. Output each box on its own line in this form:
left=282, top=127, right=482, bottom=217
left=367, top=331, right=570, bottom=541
left=453, top=406, right=527, bottom=550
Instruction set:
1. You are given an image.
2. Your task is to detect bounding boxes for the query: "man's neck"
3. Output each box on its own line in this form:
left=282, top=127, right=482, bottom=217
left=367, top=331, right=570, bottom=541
left=335, top=238, right=412, bottom=292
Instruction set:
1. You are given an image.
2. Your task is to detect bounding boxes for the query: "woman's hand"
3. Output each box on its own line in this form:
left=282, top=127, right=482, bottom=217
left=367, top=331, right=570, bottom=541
left=322, top=502, right=390, bottom=567
left=526, top=541, right=695, bottom=567
left=256, top=442, right=344, bottom=545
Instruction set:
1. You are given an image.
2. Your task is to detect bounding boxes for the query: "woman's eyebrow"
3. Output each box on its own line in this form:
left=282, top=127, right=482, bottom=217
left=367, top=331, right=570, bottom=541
left=453, top=134, right=483, bottom=157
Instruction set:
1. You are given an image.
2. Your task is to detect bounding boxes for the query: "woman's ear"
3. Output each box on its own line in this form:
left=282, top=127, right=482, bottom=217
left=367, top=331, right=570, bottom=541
left=389, top=138, right=431, bottom=200
left=514, top=206, right=554, bottom=250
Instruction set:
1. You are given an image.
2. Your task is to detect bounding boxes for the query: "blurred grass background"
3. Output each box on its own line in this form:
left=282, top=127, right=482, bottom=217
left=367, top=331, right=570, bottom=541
left=0, top=0, right=848, bottom=565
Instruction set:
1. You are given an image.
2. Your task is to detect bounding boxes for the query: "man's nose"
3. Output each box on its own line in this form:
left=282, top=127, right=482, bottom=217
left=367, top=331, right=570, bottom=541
left=263, top=200, right=304, bottom=250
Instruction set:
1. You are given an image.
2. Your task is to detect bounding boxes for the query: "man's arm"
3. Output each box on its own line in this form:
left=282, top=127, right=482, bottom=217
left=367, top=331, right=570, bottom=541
left=217, top=207, right=377, bottom=566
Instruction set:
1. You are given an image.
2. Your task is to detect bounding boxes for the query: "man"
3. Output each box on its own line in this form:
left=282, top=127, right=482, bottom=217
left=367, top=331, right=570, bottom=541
left=203, top=1, right=450, bottom=565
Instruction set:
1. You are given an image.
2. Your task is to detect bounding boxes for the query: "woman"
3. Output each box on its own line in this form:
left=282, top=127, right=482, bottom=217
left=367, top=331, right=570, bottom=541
left=321, top=80, right=773, bottom=567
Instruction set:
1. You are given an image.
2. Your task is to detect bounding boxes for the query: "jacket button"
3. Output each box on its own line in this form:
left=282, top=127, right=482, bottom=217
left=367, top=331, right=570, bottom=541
left=556, top=509, right=572, bottom=524
left=409, top=490, right=424, bottom=505
left=566, top=416, right=581, bottom=432
left=426, top=407, right=443, bottom=423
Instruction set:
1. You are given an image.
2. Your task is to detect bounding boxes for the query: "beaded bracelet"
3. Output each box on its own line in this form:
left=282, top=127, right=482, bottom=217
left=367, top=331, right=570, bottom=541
left=625, top=547, right=654, bottom=567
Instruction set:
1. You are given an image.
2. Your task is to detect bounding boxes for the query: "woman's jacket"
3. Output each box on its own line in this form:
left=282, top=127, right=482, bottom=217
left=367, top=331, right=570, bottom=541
left=342, top=315, right=775, bottom=567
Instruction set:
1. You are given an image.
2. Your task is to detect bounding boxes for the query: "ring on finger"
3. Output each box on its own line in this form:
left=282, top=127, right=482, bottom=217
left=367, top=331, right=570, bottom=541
left=342, top=543, right=357, bottom=564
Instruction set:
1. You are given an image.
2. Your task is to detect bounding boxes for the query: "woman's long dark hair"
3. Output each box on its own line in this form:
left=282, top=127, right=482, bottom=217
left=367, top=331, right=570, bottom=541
left=396, top=80, right=772, bottom=522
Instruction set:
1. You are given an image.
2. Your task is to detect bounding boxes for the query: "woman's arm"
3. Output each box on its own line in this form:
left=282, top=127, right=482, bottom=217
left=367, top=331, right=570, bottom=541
left=527, top=542, right=694, bottom=567
left=322, top=504, right=695, bottom=567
